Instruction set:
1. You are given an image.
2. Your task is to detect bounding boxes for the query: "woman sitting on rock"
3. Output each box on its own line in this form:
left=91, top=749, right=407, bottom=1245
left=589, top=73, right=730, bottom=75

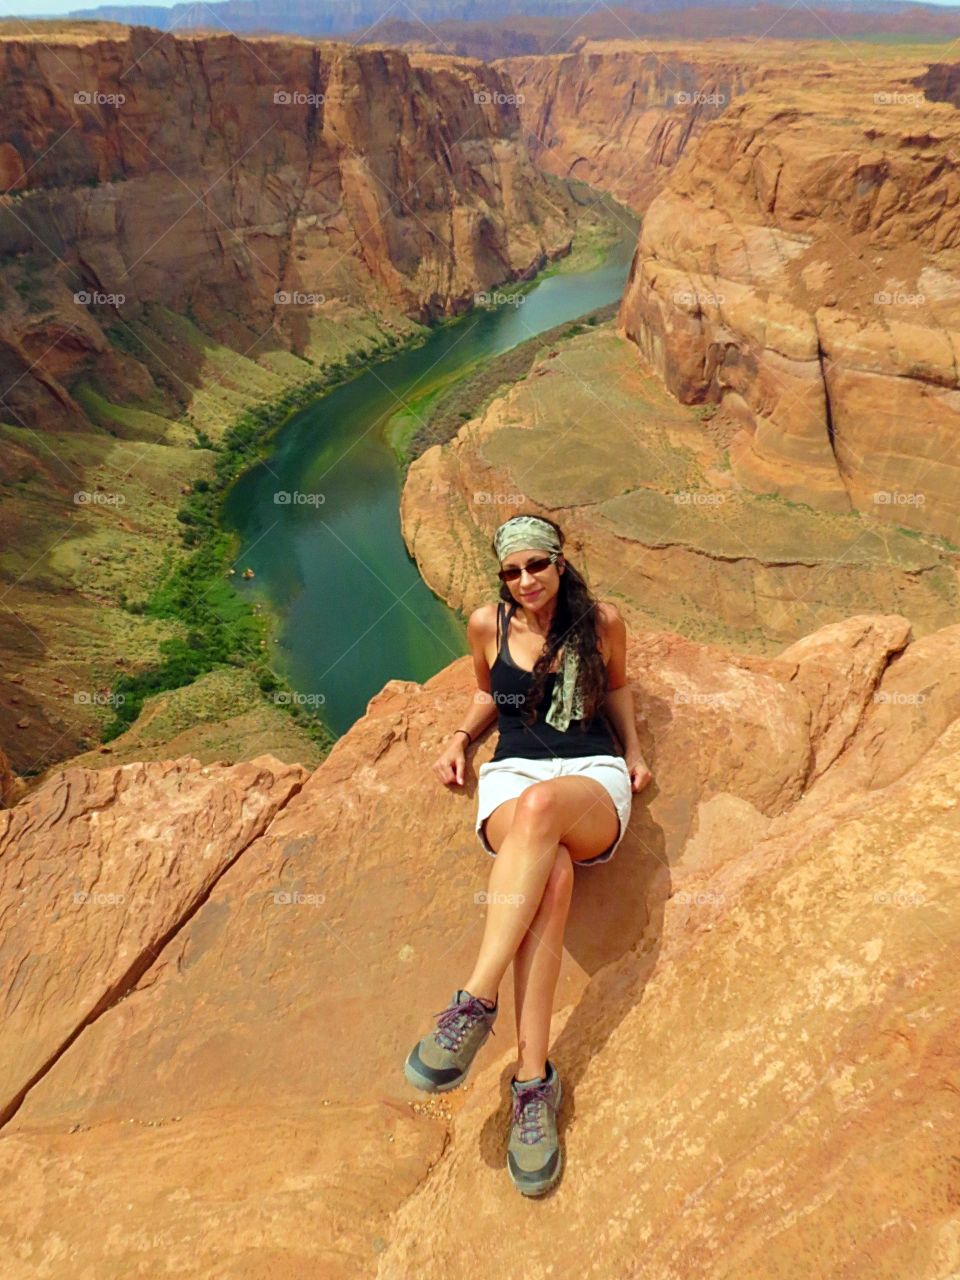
left=404, top=511, right=653, bottom=1197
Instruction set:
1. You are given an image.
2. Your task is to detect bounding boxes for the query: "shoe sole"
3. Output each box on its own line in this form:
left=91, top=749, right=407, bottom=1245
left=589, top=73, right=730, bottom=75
left=509, top=1077, right=563, bottom=1197
left=403, top=1029, right=493, bottom=1093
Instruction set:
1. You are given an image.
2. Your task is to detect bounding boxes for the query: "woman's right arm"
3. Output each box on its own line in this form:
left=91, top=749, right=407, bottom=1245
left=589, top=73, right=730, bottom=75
left=432, top=607, right=498, bottom=787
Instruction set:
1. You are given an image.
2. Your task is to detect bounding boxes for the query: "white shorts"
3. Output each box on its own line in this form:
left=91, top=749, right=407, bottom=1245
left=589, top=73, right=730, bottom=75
left=475, top=754, right=633, bottom=866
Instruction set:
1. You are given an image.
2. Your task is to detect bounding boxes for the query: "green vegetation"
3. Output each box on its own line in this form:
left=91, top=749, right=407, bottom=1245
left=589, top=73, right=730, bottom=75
left=100, top=364, right=383, bottom=749
left=392, top=300, right=620, bottom=476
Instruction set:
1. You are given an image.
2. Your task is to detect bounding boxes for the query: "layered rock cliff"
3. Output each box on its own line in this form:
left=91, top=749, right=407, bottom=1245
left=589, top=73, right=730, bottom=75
left=0, top=26, right=571, bottom=431
left=0, top=25, right=574, bottom=773
left=618, top=54, right=960, bottom=543
left=401, top=320, right=959, bottom=652
left=2, top=612, right=958, bottom=1276
left=498, top=40, right=764, bottom=212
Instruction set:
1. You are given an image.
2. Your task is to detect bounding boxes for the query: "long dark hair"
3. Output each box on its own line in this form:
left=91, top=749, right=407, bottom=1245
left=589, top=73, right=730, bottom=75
left=493, top=513, right=608, bottom=732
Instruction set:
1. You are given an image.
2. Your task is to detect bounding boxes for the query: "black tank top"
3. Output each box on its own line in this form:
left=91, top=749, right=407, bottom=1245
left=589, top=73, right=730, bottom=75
left=488, top=598, right=620, bottom=763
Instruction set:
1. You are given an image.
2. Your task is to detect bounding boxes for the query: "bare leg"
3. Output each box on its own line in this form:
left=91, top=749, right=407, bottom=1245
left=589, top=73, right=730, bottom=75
left=513, top=843, right=575, bottom=1081
left=462, top=776, right=618, bottom=1003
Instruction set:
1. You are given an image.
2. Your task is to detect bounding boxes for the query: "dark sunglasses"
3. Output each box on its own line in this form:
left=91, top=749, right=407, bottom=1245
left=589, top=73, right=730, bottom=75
left=497, top=551, right=560, bottom=583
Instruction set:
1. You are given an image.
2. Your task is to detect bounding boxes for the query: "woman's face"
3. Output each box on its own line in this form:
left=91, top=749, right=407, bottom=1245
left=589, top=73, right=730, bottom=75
left=501, top=546, right=564, bottom=608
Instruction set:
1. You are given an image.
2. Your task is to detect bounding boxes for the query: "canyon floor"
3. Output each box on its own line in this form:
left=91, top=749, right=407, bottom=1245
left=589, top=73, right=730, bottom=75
left=403, top=317, right=959, bottom=652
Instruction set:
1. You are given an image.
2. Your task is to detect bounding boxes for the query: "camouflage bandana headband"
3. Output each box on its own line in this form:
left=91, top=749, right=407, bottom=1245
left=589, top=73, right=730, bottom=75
left=493, top=516, right=585, bottom=732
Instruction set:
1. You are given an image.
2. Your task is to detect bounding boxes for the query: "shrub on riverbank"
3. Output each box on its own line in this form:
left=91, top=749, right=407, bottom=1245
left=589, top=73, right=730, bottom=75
left=101, top=366, right=373, bottom=747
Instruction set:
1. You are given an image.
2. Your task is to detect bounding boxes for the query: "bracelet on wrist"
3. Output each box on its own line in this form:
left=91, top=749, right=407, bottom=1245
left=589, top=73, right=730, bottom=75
left=452, top=728, right=472, bottom=745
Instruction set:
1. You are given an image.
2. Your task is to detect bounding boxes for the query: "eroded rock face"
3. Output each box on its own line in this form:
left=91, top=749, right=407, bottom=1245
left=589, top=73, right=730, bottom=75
left=0, top=745, right=19, bottom=808
left=1, top=615, right=959, bottom=1275
left=618, top=58, right=960, bottom=541
left=0, top=28, right=571, bottom=428
left=400, top=322, right=959, bottom=651
left=499, top=41, right=762, bottom=213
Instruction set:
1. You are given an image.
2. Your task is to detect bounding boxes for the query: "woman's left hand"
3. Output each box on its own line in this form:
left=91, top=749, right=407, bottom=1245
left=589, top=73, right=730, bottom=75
left=625, top=752, right=653, bottom=793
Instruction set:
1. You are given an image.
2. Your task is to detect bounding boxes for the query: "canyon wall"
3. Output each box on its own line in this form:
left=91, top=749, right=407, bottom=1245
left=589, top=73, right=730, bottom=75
left=498, top=41, right=763, bottom=213
left=0, top=25, right=574, bottom=776
left=0, top=26, right=571, bottom=430
left=618, top=55, right=960, bottom=543
left=2, top=613, right=959, bottom=1275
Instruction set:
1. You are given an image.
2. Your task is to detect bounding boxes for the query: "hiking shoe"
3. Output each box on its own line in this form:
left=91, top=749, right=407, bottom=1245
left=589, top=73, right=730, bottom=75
left=404, top=989, right=498, bottom=1093
left=507, top=1058, right=563, bottom=1196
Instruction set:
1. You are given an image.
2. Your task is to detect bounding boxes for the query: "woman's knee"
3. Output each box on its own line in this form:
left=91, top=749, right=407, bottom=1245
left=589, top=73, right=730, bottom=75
left=512, top=783, right=562, bottom=838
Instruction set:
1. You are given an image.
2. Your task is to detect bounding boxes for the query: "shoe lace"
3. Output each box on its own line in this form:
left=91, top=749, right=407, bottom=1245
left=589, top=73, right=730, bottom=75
left=432, top=996, right=496, bottom=1050
left=512, top=1081, right=555, bottom=1144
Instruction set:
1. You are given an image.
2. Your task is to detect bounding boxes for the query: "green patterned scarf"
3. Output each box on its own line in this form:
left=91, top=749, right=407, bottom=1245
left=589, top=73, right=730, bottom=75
left=493, top=515, right=585, bottom=732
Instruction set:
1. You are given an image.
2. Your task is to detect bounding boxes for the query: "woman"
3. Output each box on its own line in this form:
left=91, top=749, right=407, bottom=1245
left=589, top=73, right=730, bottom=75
left=404, top=512, right=653, bottom=1197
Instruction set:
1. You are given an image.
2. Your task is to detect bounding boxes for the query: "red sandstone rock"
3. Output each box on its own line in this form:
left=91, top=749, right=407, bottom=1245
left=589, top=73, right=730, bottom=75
left=0, top=29, right=571, bottom=428
left=1, top=618, right=958, bottom=1275
left=618, top=59, right=960, bottom=540
left=500, top=41, right=764, bottom=213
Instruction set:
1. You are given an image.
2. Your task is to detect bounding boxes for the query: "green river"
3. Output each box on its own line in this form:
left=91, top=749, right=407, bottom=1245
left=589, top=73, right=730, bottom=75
left=222, top=226, right=638, bottom=736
